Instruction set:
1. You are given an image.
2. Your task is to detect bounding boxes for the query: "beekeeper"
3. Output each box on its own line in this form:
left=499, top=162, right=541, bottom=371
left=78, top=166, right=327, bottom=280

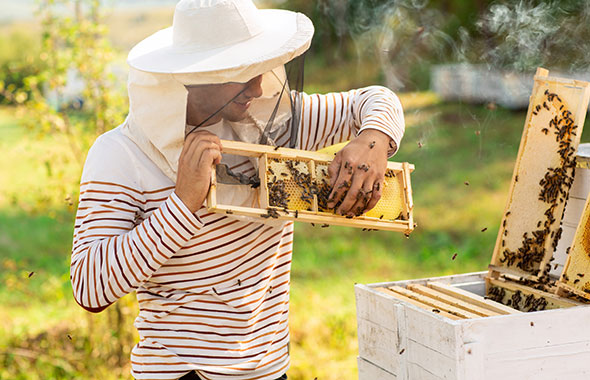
left=70, top=0, right=405, bottom=379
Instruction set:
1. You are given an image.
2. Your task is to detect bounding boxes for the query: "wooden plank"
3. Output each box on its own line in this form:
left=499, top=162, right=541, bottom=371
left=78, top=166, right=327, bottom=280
left=427, top=281, right=520, bottom=315
left=357, top=318, right=401, bottom=376
left=484, top=342, right=590, bottom=380
left=221, top=139, right=415, bottom=170
left=375, top=287, right=463, bottom=320
left=462, top=305, right=590, bottom=354
left=357, top=357, right=398, bottom=380
left=258, top=154, right=269, bottom=209
left=407, top=339, right=457, bottom=380
left=355, top=284, right=401, bottom=330
left=387, top=286, right=480, bottom=319
left=407, top=284, right=500, bottom=317
left=208, top=204, right=412, bottom=231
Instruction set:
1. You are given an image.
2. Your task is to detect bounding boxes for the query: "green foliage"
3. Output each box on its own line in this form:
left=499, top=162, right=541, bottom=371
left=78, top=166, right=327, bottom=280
left=10, top=0, right=127, bottom=167
left=0, top=28, right=45, bottom=105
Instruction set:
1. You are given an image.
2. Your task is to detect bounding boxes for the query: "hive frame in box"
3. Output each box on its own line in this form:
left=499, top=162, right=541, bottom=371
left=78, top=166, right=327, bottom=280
left=206, top=140, right=415, bottom=233
left=488, top=68, right=590, bottom=284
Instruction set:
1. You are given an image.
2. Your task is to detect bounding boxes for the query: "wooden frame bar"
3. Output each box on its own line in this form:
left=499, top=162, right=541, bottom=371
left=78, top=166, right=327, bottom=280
left=207, top=140, right=415, bottom=233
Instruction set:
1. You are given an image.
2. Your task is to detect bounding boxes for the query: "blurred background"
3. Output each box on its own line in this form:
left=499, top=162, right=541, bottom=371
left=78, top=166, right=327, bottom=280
left=1, top=0, right=590, bottom=379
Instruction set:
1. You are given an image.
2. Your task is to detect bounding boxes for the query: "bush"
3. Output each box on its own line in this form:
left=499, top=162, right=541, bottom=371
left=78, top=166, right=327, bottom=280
left=0, top=28, right=45, bottom=105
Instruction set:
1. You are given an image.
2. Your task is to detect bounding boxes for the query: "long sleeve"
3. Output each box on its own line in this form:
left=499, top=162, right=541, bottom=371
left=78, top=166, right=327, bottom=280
left=298, top=85, right=405, bottom=155
left=70, top=133, right=203, bottom=313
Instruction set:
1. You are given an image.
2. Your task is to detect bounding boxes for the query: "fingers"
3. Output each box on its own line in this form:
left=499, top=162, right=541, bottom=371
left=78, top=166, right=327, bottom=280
left=365, top=180, right=383, bottom=211
left=327, top=154, right=341, bottom=187
left=327, top=156, right=384, bottom=215
left=327, top=158, right=353, bottom=210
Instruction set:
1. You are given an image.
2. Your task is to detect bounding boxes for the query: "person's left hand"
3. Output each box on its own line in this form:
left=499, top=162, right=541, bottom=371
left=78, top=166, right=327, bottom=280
left=327, top=129, right=394, bottom=216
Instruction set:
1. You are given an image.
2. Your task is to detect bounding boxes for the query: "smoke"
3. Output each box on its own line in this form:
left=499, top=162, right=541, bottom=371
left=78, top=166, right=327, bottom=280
left=315, top=0, right=590, bottom=91
left=318, top=0, right=452, bottom=91
left=465, top=0, right=590, bottom=72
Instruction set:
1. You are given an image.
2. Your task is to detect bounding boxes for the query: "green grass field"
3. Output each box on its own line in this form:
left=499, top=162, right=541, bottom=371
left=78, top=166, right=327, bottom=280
left=2, top=99, right=589, bottom=379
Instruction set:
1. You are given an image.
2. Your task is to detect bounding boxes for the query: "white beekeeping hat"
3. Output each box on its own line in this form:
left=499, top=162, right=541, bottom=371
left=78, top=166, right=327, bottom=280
left=127, top=0, right=314, bottom=84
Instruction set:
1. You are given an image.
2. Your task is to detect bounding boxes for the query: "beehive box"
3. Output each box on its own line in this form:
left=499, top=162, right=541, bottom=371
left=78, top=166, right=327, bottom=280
left=356, top=272, right=590, bottom=380
left=207, top=140, right=415, bottom=233
left=356, top=69, right=590, bottom=379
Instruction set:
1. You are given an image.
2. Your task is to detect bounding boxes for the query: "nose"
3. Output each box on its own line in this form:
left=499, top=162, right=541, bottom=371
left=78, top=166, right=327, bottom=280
left=244, top=75, right=263, bottom=99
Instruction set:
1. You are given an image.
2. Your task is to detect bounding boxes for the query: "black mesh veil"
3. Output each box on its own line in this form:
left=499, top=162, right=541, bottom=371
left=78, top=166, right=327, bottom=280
left=183, top=54, right=307, bottom=197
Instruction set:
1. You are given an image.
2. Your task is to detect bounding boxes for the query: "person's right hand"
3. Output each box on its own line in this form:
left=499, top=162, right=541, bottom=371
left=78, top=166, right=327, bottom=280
left=175, top=130, right=222, bottom=213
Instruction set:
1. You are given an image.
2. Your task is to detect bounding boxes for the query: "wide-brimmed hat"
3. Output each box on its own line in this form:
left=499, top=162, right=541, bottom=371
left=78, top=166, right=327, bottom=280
left=127, top=0, right=314, bottom=82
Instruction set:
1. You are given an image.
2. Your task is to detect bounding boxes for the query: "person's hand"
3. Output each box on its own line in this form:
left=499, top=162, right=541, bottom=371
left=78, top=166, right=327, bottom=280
left=326, top=130, right=393, bottom=216
left=175, top=130, right=222, bottom=213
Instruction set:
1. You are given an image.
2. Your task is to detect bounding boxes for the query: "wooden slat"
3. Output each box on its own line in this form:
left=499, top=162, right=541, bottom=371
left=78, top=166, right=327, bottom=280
left=258, top=154, right=269, bottom=209
left=375, top=287, right=463, bottom=320
left=387, top=286, right=481, bottom=319
left=407, top=284, right=500, bottom=317
left=427, top=281, right=520, bottom=315
left=488, top=278, right=585, bottom=308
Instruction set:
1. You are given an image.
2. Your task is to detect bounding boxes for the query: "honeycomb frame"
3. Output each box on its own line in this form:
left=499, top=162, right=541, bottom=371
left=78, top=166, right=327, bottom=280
left=207, top=140, right=415, bottom=234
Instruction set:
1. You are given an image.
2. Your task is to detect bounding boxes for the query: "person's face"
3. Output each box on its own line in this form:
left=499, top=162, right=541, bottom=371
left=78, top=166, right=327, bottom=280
left=186, top=74, right=264, bottom=127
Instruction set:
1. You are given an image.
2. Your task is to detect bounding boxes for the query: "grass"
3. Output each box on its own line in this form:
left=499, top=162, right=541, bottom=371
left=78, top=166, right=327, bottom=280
left=2, top=96, right=589, bottom=379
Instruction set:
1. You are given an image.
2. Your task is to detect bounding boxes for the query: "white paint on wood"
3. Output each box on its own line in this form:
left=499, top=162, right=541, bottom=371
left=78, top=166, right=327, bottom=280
left=461, top=306, right=590, bottom=353
left=404, top=305, right=461, bottom=358
left=570, top=167, right=590, bottom=199
left=407, top=362, right=445, bottom=380
left=484, top=341, right=590, bottom=379
left=357, top=357, right=398, bottom=380
left=551, top=224, right=576, bottom=276
left=563, top=197, right=589, bottom=226
left=357, top=318, right=400, bottom=375
left=407, top=339, right=458, bottom=379
left=356, top=285, right=400, bottom=331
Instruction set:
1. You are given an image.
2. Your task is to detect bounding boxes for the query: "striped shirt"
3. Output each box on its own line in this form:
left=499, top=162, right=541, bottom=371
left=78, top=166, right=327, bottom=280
left=71, top=86, right=404, bottom=380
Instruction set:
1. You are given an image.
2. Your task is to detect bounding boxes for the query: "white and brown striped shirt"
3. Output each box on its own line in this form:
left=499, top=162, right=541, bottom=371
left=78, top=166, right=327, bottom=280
left=71, top=86, right=404, bottom=380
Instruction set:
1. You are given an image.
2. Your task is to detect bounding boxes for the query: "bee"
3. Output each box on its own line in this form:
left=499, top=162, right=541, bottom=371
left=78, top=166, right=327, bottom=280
left=226, top=210, right=234, bottom=214
left=452, top=253, right=457, bottom=260
left=274, top=145, right=280, bottom=151
left=481, top=227, right=487, bottom=232
left=399, top=348, right=405, bottom=355
left=237, top=279, right=242, bottom=286
left=369, top=141, right=376, bottom=149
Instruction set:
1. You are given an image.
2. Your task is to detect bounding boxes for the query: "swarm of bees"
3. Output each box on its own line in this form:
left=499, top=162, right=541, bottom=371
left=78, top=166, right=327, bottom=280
left=500, top=90, right=578, bottom=277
